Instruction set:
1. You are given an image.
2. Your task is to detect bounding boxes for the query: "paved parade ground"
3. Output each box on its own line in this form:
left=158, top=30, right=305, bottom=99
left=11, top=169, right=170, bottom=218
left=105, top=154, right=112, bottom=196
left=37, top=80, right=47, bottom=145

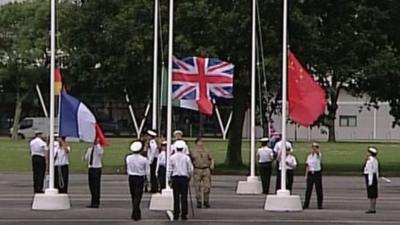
left=0, top=174, right=400, bottom=225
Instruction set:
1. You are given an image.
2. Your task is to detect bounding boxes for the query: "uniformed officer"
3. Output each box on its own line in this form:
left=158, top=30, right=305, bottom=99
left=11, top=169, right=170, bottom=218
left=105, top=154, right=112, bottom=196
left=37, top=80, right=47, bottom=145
left=303, top=142, right=323, bottom=209
left=257, top=137, right=274, bottom=194
left=155, top=141, right=167, bottom=192
left=171, top=130, right=189, bottom=155
left=146, top=130, right=159, bottom=193
left=364, top=147, right=379, bottom=214
left=84, top=139, right=104, bottom=208
left=54, top=135, right=70, bottom=193
left=30, top=131, right=48, bottom=193
left=274, top=139, right=293, bottom=192
left=191, top=137, right=214, bottom=208
left=169, top=140, right=193, bottom=220
left=278, top=146, right=298, bottom=192
left=126, top=141, right=150, bottom=221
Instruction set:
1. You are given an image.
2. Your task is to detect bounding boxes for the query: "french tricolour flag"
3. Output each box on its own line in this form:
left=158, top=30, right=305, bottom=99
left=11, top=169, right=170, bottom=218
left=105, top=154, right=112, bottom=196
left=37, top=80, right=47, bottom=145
left=59, top=92, right=108, bottom=145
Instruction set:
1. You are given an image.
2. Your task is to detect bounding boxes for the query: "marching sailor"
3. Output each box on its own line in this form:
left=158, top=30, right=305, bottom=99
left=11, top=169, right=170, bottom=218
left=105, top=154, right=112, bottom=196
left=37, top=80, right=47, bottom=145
left=30, top=131, right=48, bottom=193
left=169, top=140, right=194, bottom=220
left=155, top=140, right=167, bottom=192
left=256, top=137, right=274, bottom=194
left=364, top=147, right=379, bottom=214
left=171, top=130, right=189, bottom=155
left=303, top=142, right=323, bottom=209
left=84, top=139, right=104, bottom=208
left=126, top=141, right=150, bottom=221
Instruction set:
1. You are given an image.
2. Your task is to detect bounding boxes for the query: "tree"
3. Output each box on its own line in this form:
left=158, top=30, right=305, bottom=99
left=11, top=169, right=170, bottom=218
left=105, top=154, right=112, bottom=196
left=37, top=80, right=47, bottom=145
left=289, top=0, right=391, bottom=141
left=0, top=0, right=49, bottom=139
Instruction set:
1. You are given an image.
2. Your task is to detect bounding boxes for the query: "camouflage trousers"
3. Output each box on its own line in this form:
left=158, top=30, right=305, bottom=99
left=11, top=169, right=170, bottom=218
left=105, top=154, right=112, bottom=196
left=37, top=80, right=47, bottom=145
left=193, top=168, right=211, bottom=203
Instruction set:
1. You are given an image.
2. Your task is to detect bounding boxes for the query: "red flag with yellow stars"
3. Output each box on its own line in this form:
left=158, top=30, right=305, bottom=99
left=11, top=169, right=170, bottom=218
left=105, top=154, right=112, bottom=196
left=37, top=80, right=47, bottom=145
left=54, top=68, right=62, bottom=95
left=288, top=51, right=326, bottom=126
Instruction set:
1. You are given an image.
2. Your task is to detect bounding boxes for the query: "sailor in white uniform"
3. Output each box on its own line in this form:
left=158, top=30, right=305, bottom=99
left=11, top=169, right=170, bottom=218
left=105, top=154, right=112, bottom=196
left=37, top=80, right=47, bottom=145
left=169, top=140, right=193, bottom=221
left=256, top=138, right=274, bottom=194
left=171, top=130, right=190, bottom=155
left=274, top=139, right=293, bottom=192
left=364, top=147, right=379, bottom=214
left=278, top=146, right=298, bottom=192
left=54, top=135, right=70, bottom=193
left=303, top=142, right=323, bottom=209
left=146, top=130, right=159, bottom=193
left=155, top=141, right=167, bottom=192
left=126, top=141, right=150, bottom=221
left=84, top=139, right=104, bottom=208
left=30, top=131, right=48, bottom=193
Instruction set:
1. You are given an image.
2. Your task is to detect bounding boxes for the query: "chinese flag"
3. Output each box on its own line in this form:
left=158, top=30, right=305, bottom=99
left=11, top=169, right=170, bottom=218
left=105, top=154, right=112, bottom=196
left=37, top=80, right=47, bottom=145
left=288, top=51, right=326, bottom=126
left=54, top=68, right=62, bottom=95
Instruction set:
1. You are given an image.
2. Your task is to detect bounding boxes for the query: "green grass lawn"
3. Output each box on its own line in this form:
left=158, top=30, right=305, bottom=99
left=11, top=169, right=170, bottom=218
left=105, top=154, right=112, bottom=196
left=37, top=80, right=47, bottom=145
left=0, top=137, right=399, bottom=176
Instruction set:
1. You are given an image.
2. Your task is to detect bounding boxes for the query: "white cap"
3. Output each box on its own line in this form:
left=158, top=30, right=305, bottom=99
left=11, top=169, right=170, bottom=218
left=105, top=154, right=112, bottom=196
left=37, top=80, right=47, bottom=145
left=147, top=130, right=157, bottom=137
left=368, top=147, right=377, bottom=154
left=130, top=141, right=143, bottom=152
left=161, top=141, right=167, bottom=145
left=312, top=142, right=319, bottom=147
left=173, top=130, right=183, bottom=136
left=174, top=140, right=186, bottom=150
left=260, top=137, right=269, bottom=142
left=34, top=130, right=43, bottom=135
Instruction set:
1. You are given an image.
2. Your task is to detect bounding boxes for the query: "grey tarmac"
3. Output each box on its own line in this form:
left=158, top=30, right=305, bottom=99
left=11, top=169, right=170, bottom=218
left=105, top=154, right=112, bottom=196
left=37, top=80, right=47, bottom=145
left=0, top=174, right=399, bottom=225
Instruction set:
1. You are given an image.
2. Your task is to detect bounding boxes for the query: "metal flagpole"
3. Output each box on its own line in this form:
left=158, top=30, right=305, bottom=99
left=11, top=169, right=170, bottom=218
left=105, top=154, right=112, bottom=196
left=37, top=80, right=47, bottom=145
left=35, top=85, right=49, bottom=118
left=279, top=0, right=289, bottom=193
left=165, top=0, right=174, bottom=191
left=249, top=0, right=257, bottom=178
left=48, top=0, right=56, bottom=192
left=152, top=0, right=159, bottom=131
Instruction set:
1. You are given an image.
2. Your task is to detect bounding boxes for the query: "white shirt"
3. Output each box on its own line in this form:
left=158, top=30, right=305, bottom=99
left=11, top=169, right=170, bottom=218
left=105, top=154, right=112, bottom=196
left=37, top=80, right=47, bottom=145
left=171, top=140, right=190, bottom=155
left=54, top=141, right=70, bottom=166
left=126, top=153, right=150, bottom=180
left=30, top=137, right=48, bottom=157
left=364, top=156, right=379, bottom=186
left=168, top=151, right=193, bottom=178
left=306, top=153, right=322, bottom=172
left=273, top=140, right=293, bottom=161
left=147, top=139, right=159, bottom=163
left=155, top=151, right=166, bottom=175
left=279, top=154, right=297, bottom=170
left=84, top=144, right=104, bottom=168
left=257, top=146, right=274, bottom=163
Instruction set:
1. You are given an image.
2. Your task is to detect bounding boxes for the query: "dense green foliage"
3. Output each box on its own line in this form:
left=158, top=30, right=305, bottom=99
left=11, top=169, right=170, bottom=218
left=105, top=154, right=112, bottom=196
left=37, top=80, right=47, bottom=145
left=1, top=0, right=399, bottom=165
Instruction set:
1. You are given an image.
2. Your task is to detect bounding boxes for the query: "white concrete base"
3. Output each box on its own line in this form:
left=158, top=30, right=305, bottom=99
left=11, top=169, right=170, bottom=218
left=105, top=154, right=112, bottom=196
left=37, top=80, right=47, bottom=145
left=149, top=188, right=173, bottom=211
left=264, top=189, right=303, bottom=211
left=236, top=176, right=262, bottom=194
left=32, top=188, right=70, bottom=210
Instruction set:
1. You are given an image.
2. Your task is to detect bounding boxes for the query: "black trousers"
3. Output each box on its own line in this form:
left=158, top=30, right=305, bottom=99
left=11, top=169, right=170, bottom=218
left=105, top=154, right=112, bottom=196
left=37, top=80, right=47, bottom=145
left=150, top=158, right=158, bottom=193
left=304, top=171, right=323, bottom=208
left=275, top=170, right=295, bottom=192
left=259, top=162, right=272, bottom=194
left=54, top=165, right=69, bottom=193
left=365, top=174, right=378, bottom=199
left=32, top=155, right=46, bottom=193
left=172, top=176, right=189, bottom=218
left=89, top=168, right=102, bottom=206
left=129, top=175, right=145, bottom=220
left=157, top=165, right=166, bottom=192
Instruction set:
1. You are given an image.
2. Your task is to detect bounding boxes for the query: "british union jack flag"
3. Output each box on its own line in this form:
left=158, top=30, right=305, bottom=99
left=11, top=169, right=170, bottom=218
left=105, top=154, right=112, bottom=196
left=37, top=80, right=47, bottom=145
left=172, top=56, right=234, bottom=115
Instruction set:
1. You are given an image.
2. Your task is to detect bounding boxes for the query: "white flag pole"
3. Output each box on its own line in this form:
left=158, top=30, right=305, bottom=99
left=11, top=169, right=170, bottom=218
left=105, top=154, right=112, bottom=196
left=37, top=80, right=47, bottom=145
left=35, top=85, right=48, bottom=118
left=249, top=0, right=257, bottom=178
left=165, top=0, right=174, bottom=192
left=149, top=0, right=174, bottom=212
left=264, top=0, right=302, bottom=212
left=152, top=0, right=159, bottom=131
left=32, top=0, right=70, bottom=210
left=279, top=0, right=289, bottom=194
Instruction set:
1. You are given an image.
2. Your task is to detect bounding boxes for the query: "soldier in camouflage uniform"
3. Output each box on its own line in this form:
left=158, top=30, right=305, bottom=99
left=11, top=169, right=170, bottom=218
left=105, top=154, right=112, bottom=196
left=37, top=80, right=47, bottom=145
left=190, top=137, right=214, bottom=208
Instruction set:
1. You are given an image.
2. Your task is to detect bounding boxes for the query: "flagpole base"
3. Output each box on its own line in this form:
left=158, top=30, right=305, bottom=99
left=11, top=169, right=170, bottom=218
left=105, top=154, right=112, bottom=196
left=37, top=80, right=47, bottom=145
left=32, top=188, right=70, bottom=210
left=149, top=188, right=173, bottom=211
left=264, top=189, right=302, bottom=212
left=236, top=176, right=262, bottom=194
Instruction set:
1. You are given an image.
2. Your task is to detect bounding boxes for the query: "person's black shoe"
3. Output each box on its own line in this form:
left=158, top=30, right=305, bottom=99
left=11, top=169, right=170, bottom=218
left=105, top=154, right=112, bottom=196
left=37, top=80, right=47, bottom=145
left=86, top=205, right=99, bottom=208
left=197, top=202, right=202, bottom=208
left=173, top=214, right=179, bottom=221
left=181, top=215, right=188, bottom=220
left=318, top=206, right=323, bottom=210
left=303, top=205, right=309, bottom=209
left=365, top=210, right=376, bottom=214
left=204, top=202, right=210, bottom=208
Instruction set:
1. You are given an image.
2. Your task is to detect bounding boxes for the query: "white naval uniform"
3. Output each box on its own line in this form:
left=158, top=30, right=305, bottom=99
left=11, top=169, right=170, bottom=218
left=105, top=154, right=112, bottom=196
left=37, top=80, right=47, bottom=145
left=126, top=154, right=150, bottom=179
left=279, top=154, right=297, bottom=170
left=171, top=140, right=190, bottom=155
left=155, top=150, right=166, bottom=175
left=85, top=144, right=104, bottom=207
left=168, top=151, right=194, bottom=179
left=273, top=140, right=293, bottom=160
left=84, top=144, right=104, bottom=168
left=54, top=141, right=70, bottom=193
left=257, top=146, right=274, bottom=163
left=30, top=137, right=48, bottom=193
left=30, top=137, right=48, bottom=157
